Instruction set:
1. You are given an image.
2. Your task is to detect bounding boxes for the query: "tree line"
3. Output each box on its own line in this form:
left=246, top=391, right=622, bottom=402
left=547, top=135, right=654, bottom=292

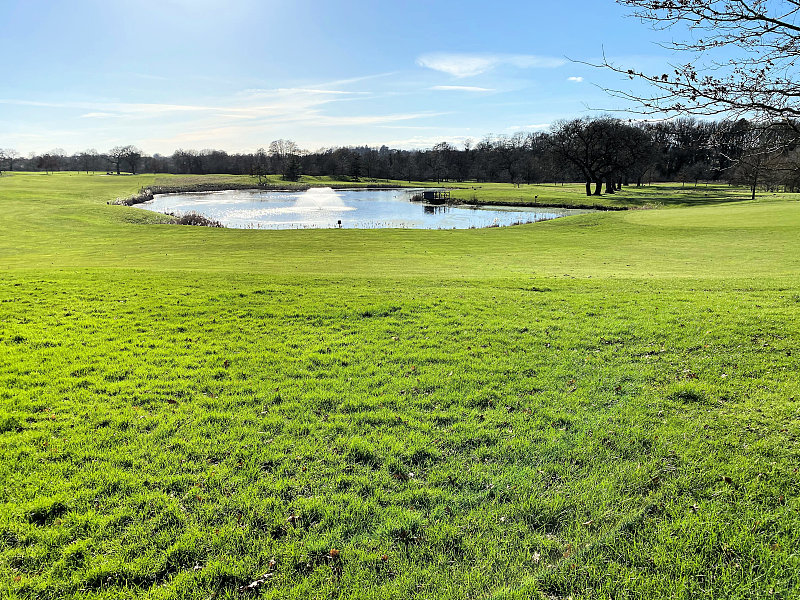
left=3, top=118, right=800, bottom=197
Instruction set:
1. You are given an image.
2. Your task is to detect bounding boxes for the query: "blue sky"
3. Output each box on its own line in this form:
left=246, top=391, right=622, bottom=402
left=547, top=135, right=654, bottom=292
left=1, top=0, right=679, bottom=154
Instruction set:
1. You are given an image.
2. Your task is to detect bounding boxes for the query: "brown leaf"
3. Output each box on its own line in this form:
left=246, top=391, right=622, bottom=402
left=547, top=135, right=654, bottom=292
left=166, top=398, right=178, bottom=405
left=563, top=543, right=573, bottom=558
left=329, top=548, right=340, bottom=559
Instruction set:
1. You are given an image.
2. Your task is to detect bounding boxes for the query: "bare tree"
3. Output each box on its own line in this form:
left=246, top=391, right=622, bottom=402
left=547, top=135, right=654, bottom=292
left=724, top=121, right=793, bottom=199
left=602, top=1, right=800, bottom=121
left=549, top=117, right=640, bottom=196
left=108, top=146, right=126, bottom=175
left=2, top=149, right=19, bottom=172
left=78, top=149, right=99, bottom=174
left=122, top=146, right=142, bottom=175
left=37, top=152, right=62, bottom=174
left=268, top=139, right=302, bottom=181
left=251, top=148, right=269, bottom=184
left=108, top=145, right=142, bottom=174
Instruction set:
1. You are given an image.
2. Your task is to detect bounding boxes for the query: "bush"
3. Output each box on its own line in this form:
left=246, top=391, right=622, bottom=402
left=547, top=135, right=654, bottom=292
left=169, top=212, right=224, bottom=227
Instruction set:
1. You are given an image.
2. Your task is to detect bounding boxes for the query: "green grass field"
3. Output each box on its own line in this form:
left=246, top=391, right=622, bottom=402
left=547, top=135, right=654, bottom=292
left=1, top=172, right=798, bottom=599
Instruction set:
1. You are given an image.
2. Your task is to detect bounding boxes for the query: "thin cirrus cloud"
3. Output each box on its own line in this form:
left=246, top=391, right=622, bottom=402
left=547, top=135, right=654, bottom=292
left=430, top=85, right=494, bottom=92
left=0, top=87, right=371, bottom=123
left=507, top=123, right=551, bottom=131
left=0, top=83, right=449, bottom=153
left=417, top=53, right=566, bottom=78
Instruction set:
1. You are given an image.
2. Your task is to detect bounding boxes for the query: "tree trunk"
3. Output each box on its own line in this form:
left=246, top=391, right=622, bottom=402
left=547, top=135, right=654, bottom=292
left=585, top=180, right=592, bottom=196
left=605, top=179, right=615, bottom=194
left=594, top=180, right=603, bottom=195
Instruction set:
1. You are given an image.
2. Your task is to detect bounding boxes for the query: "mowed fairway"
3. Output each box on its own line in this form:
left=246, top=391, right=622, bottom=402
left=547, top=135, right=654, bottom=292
left=1, top=173, right=798, bottom=599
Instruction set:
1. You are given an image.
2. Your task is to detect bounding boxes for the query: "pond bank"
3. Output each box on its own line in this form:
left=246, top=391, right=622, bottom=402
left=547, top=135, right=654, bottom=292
left=115, top=183, right=631, bottom=211
left=448, top=198, right=629, bottom=211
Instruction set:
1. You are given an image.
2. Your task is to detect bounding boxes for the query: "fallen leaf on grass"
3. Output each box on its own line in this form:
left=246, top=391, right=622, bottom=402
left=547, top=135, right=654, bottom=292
left=532, top=551, right=541, bottom=563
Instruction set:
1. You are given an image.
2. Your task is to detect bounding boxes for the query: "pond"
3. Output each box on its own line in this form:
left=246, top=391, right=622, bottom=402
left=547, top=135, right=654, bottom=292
left=137, top=187, right=592, bottom=230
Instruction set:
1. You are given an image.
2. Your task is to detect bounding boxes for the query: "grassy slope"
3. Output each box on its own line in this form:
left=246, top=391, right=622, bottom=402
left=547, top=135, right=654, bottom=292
left=446, top=180, right=762, bottom=209
left=0, top=172, right=798, bottom=599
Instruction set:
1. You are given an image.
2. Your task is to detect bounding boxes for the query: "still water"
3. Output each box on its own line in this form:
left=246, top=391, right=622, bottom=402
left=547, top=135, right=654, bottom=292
left=138, top=187, right=591, bottom=229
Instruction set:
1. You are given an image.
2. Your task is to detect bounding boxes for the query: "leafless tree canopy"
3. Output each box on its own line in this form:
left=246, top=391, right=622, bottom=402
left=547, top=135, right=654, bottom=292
left=605, top=1, right=800, bottom=120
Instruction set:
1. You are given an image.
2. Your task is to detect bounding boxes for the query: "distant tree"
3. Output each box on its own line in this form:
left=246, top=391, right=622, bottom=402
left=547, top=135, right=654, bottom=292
left=349, top=153, right=362, bottom=180
left=108, top=146, right=126, bottom=174
left=727, top=121, right=792, bottom=200
left=122, top=146, right=142, bottom=175
left=0, top=149, right=5, bottom=175
left=549, top=118, right=611, bottom=196
left=36, top=152, right=61, bottom=174
left=2, top=149, right=19, bottom=172
left=268, top=139, right=302, bottom=181
left=77, top=149, right=99, bottom=174
left=283, top=154, right=301, bottom=182
left=251, top=148, right=269, bottom=184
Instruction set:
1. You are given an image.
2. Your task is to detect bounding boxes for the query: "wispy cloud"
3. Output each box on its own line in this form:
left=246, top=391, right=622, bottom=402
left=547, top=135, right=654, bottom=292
left=430, top=85, right=494, bottom=92
left=567, top=76, right=584, bottom=83
left=1, top=87, right=370, bottom=123
left=507, top=123, right=551, bottom=131
left=384, top=135, right=474, bottom=150
left=417, top=53, right=565, bottom=77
